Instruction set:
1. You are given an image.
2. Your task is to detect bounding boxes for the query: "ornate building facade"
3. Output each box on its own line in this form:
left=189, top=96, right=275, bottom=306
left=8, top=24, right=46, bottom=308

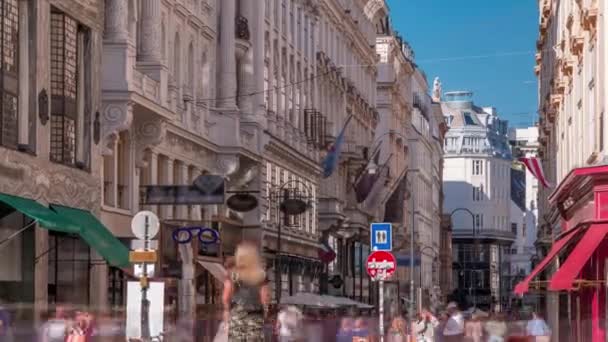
left=442, top=91, right=514, bottom=311
left=520, top=0, right=606, bottom=340
left=0, top=0, right=126, bottom=323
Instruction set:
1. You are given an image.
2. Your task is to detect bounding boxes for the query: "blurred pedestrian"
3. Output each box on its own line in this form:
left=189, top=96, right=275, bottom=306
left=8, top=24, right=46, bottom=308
left=386, top=316, right=407, bottom=342
left=443, top=302, right=464, bottom=342
left=352, top=317, right=371, bottom=341
left=434, top=311, right=449, bottom=342
left=276, top=305, right=303, bottom=342
left=525, top=312, right=551, bottom=342
left=464, top=311, right=483, bottom=342
left=221, top=242, right=269, bottom=341
left=39, top=306, right=69, bottom=342
left=484, top=312, right=507, bottom=342
left=336, top=317, right=354, bottom=342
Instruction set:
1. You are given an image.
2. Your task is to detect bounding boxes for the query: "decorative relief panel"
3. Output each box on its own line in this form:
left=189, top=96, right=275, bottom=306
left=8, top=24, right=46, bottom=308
left=0, top=149, right=100, bottom=211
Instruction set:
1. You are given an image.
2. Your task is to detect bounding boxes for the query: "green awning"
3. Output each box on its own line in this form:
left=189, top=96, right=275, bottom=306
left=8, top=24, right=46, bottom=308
left=50, top=205, right=130, bottom=268
left=0, top=193, right=80, bottom=234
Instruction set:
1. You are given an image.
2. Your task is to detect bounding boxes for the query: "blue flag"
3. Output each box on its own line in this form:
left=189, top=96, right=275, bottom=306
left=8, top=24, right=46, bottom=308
left=322, top=116, right=352, bottom=178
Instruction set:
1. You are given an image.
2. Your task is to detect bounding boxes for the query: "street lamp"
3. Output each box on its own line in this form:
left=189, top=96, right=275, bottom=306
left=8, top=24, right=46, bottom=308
left=367, top=129, right=416, bottom=325
left=268, top=179, right=314, bottom=304
left=449, top=208, right=477, bottom=308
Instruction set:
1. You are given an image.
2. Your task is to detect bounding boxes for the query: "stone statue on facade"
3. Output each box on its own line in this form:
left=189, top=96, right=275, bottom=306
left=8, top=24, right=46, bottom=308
left=432, top=77, right=442, bottom=102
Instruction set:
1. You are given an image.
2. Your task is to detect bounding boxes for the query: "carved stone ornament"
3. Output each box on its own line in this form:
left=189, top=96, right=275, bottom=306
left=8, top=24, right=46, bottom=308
left=134, top=116, right=167, bottom=167
left=101, top=101, right=134, bottom=155
left=214, top=154, right=240, bottom=177
left=38, top=89, right=49, bottom=125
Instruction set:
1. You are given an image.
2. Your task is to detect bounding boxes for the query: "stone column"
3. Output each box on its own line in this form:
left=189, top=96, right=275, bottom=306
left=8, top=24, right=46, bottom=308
left=175, top=162, right=189, bottom=220
left=145, top=152, right=159, bottom=214
left=139, top=0, right=161, bottom=62
left=238, top=0, right=255, bottom=120
left=104, top=0, right=129, bottom=41
left=254, top=0, right=266, bottom=119
left=161, top=157, right=174, bottom=220
left=190, top=167, right=202, bottom=221
left=218, top=0, right=238, bottom=109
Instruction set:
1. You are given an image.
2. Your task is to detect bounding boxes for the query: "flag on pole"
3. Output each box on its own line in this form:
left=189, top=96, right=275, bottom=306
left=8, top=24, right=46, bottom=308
left=354, top=147, right=383, bottom=203
left=519, top=157, right=552, bottom=188
left=321, top=115, right=353, bottom=178
left=318, top=240, right=336, bottom=264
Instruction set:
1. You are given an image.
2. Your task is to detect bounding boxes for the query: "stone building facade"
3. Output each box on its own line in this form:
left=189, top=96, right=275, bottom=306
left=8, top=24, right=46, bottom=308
left=528, top=0, right=605, bottom=339
left=442, top=91, right=514, bottom=311
left=0, top=0, right=117, bottom=321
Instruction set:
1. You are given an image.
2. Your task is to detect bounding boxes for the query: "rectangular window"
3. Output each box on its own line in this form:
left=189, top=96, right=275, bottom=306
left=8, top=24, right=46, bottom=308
left=472, top=160, right=483, bottom=175
left=475, top=214, right=482, bottom=229
left=511, top=223, right=517, bottom=235
left=281, top=0, right=286, bottom=32
left=522, top=223, right=527, bottom=238
left=289, top=1, right=294, bottom=42
left=0, top=0, right=19, bottom=149
left=50, top=10, right=88, bottom=167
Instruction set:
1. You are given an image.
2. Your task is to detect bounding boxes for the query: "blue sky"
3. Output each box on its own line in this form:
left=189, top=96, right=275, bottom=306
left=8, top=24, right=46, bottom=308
left=386, top=0, right=539, bottom=128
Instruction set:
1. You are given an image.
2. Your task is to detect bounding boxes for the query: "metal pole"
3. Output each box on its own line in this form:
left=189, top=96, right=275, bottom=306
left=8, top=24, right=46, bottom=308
left=141, top=216, right=150, bottom=339
left=276, top=190, right=282, bottom=304
left=472, top=211, right=477, bottom=309
left=379, top=278, right=385, bottom=342
left=409, top=180, right=415, bottom=327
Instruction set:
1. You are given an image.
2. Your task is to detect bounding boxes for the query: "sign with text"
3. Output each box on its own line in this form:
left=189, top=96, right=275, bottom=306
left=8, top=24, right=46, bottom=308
left=140, top=175, right=225, bottom=205
left=366, top=251, right=396, bottom=281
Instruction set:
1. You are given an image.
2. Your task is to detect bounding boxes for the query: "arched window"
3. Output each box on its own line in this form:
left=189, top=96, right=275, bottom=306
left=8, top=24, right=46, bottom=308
left=173, top=32, right=181, bottom=85
left=187, top=42, right=194, bottom=90
left=161, top=19, right=166, bottom=61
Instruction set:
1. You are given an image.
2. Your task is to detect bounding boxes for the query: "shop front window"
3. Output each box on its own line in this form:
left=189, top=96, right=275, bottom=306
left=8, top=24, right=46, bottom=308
left=0, top=211, right=34, bottom=305
left=48, top=232, right=90, bottom=305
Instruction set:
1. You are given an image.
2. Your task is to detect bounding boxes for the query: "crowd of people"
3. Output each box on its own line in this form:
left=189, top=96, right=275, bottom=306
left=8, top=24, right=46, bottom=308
left=0, top=241, right=553, bottom=341
left=216, top=242, right=553, bottom=342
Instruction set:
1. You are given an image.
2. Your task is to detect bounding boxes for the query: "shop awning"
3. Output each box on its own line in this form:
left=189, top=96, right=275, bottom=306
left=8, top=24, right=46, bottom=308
left=514, top=226, right=583, bottom=295
left=0, top=193, right=80, bottom=234
left=197, top=260, right=227, bottom=281
left=549, top=223, right=608, bottom=291
left=50, top=204, right=130, bottom=268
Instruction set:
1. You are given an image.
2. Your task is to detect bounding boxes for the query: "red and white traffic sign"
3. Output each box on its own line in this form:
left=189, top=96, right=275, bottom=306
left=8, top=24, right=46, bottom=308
left=366, top=251, right=397, bottom=281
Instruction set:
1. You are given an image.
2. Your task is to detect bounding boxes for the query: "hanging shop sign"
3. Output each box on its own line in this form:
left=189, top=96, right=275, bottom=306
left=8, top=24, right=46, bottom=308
left=172, top=226, right=220, bottom=245
left=140, top=175, right=225, bottom=205
left=226, top=192, right=259, bottom=212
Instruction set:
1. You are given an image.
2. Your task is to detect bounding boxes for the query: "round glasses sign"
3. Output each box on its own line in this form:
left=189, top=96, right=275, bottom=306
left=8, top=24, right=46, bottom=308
left=172, top=226, right=220, bottom=245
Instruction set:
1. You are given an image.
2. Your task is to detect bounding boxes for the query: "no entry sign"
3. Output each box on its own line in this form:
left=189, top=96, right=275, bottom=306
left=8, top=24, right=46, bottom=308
left=366, top=251, right=397, bottom=281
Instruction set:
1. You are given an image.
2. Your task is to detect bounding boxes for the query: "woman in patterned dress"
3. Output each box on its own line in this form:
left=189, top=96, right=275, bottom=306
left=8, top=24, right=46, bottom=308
left=222, top=242, right=269, bottom=341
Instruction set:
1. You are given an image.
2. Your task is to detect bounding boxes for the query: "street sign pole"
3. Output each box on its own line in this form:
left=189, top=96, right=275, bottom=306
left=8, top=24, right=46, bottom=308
left=379, top=273, right=385, bottom=342
left=131, top=210, right=160, bottom=341
left=366, top=251, right=396, bottom=342
left=141, top=215, right=150, bottom=340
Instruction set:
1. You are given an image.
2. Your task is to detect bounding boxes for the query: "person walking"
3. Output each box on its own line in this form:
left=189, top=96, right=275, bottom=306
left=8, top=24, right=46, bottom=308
left=484, top=313, right=507, bottom=342
left=414, top=310, right=439, bottom=342
left=443, top=302, right=464, bottom=342
left=276, top=305, right=303, bottom=342
left=39, top=306, right=70, bottom=342
left=222, top=242, right=270, bottom=341
left=525, top=312, right=551, bottom=342
left=464, top=312, right=483, bottom=342
left=387, top=317, right=407, bottom=342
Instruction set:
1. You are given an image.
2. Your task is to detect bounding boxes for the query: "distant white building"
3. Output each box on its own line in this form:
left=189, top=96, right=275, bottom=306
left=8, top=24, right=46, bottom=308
left=507, top=127, right=539, bottom=307
left=442, top=91, right=514, bottom=311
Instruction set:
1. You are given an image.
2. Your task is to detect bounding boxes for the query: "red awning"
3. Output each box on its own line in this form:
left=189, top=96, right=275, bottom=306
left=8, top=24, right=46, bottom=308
left=514, top=227, right=582, bottom=295
left=549, top=223, right=608, bottom=291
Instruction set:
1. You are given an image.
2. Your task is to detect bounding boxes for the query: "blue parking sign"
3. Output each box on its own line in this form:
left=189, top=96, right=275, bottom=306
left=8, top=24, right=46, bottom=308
left=370, top=223, right=392, bottom=251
